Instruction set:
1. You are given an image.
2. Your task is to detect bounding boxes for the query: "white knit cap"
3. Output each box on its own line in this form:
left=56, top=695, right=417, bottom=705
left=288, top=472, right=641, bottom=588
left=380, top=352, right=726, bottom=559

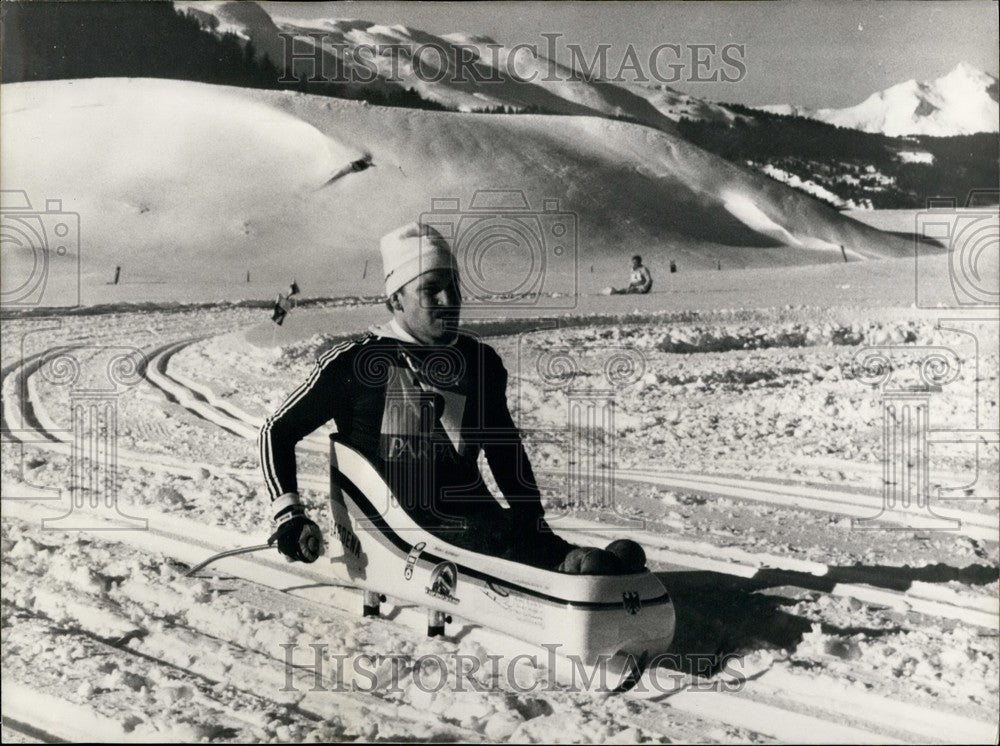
left=380, top=222, right=457, bottom=296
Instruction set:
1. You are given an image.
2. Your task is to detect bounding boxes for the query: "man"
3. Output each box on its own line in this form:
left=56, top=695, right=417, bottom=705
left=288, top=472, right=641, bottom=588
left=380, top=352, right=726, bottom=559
left=626, top=255, right=652, bottom=294
left=260, top=223, right=645, bottom=574
left=605, top=255, right=652, bottom=295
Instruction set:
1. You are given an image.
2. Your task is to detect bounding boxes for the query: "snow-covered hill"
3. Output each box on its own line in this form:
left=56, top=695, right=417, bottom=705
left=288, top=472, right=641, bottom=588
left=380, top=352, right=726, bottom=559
left=1, top=77, right=917, bottom=306
left=176, top=1, right=741, bottom=131
left=761, top=62, right=999, bottom=137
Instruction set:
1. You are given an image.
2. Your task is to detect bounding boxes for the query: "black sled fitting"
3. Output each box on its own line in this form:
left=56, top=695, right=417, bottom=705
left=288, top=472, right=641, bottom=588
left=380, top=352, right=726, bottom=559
left=427, top=609, right=452, bottom=637
left=362, top=591, right=386, bottom=617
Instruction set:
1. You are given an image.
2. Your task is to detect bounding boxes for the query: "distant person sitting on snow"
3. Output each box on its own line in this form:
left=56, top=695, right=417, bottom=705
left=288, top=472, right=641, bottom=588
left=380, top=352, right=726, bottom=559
left=259, top=222, right=645, bottom=575
left=627, top=255, right=653, bottom=293
left=606, top=255, right=653, bottom=295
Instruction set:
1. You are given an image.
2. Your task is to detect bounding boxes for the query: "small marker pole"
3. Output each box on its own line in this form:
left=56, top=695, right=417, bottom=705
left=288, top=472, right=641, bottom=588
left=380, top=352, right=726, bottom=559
left=362, top=259, right=369, bottom=279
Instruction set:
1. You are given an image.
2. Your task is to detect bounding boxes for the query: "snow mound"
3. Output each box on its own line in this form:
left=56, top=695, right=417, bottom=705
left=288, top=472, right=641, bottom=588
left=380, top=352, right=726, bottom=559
left=440, top=32, right=500, bottom=46
left=722, top=193, right=802, bottom=246
left=2, top=78, right=364, bottom=289
left=3, top=77, right=916, bottom=306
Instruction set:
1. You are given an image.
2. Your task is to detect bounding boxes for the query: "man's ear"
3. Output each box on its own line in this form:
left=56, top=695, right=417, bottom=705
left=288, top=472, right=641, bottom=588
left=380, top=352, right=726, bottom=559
left=388, top=291, right=404, bottom=312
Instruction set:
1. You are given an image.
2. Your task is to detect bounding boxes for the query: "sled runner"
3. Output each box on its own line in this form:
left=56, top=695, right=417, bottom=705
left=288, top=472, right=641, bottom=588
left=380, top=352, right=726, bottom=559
left=325, top=435, right=676, bottom=670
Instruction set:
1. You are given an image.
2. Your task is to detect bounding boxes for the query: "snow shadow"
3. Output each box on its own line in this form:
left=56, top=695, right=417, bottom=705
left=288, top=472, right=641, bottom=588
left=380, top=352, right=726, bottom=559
left=657, top=561, right=998, bottom=674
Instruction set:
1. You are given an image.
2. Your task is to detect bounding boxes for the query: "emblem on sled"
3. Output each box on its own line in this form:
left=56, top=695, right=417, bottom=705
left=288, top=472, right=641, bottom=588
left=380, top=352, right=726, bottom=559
left=622, top=591, right=642, bottom=615
left=426, top=561, right=460, bottom=604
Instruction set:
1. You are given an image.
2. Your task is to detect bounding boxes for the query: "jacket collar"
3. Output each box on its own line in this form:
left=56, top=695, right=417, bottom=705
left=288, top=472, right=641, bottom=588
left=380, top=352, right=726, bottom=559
left=369, top=318, right=456, bottom=346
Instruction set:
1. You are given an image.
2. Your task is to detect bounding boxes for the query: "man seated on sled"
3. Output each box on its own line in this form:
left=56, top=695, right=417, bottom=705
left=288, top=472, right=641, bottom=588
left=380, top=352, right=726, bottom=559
left=259, top=222, right=646, bottom=574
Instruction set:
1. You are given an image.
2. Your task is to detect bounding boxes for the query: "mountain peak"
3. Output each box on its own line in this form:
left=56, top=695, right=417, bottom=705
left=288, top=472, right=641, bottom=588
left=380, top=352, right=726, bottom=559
left=937, top=61, right=998, bottom=91
left=946, top=61, right=994, bottom=78
left=760, top=63, right=999, bottom=136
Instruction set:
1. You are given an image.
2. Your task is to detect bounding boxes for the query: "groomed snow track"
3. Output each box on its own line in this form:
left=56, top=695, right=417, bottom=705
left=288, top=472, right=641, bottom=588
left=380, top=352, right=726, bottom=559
left=2, top=332, right=997, bottom=744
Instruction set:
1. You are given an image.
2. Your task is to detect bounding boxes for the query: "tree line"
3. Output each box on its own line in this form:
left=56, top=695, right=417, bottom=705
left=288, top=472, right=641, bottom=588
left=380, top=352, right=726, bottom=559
left=676, top=105, right=998, bottom=209
left=0, top=0, right=445, bottom=110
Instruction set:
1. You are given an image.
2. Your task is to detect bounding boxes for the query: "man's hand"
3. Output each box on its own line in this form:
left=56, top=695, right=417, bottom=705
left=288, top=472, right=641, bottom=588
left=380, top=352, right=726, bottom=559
left=269, top=506, right=323, bottom=563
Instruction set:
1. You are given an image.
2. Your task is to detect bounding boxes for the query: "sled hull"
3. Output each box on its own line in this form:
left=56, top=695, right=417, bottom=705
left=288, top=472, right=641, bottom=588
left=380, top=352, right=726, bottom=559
left=326, top=437, right=675, bottom=664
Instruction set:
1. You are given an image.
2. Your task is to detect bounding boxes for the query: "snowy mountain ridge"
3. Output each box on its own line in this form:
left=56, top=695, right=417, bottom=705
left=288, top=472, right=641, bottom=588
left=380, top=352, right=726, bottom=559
left=760, top=62, right=999, bottom=137
left=175, top=0, right=743, bottom=130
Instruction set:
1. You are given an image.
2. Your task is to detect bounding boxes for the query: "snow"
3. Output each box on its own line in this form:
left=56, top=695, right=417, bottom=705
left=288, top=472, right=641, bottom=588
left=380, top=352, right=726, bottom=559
left=2, top=77, right=918, bottom=308
left=224, top=2, right=735, bottom=130
left=722, top=192, right=802, bottom=246
left=623, top=82, right=748, bottom=125
left=897, top=150, right=934, bottom=165
left=758, top=63, right=1000, bottom=137
left=759, top=165, right=848, bottom=209
left=1, top=78, right=365, bottom=298
left=1, top=18, right=997, bottom=740
left=2, top=275, right=998, bottom=740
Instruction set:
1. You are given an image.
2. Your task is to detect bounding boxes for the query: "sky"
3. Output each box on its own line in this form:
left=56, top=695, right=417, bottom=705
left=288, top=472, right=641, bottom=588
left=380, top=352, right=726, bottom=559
left=260, top=0, right=999, bottom=108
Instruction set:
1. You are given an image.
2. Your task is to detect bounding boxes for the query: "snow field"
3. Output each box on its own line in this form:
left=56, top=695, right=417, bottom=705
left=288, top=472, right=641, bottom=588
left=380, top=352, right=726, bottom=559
left=2, top=301, right=997, bottom=743
left=2, top=77, right=919, bottom=309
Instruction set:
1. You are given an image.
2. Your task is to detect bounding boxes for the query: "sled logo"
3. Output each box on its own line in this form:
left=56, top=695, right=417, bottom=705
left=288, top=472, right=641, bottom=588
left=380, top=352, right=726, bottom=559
left=334, top=521, right=361, bottom=558
left=622, top=591, right=641, bottom=615
left=426, top=561, right=459, bottom=604
left=404, top=541, right=426, bottom=580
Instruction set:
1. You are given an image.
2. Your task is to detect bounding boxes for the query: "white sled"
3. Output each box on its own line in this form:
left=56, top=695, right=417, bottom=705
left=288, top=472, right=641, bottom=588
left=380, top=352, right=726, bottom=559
left=325, top=435, right=676, bottom=674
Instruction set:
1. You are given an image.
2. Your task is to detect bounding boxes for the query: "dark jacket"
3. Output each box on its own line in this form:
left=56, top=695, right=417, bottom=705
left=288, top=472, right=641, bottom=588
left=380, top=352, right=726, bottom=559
left=259, top=325, right=545, bottom=537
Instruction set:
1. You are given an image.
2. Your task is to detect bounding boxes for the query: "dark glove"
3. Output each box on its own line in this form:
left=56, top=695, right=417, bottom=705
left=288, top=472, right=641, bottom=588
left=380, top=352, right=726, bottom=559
left=268, top=507, right=323, bottom=563
left=558, top=546, right=623, bottom=575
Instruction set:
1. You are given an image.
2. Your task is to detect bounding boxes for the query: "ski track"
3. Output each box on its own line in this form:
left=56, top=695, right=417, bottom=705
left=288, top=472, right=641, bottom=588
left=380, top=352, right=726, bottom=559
left=2, top=329, right=998, bottom=744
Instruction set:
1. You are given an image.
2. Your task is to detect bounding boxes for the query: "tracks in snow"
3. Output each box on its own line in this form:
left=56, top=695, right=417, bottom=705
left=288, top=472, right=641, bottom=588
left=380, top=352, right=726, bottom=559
left=3, top=332, right=998, bottom=744
left=5, top=489, right=994, bottom=744
left=147, top=335, right=1000, bottom=632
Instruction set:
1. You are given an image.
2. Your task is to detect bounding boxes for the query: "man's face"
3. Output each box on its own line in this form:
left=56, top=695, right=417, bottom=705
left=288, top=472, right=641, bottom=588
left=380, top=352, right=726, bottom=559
left=631, top=258, right=640, bottom=269
left=394, top=268, right=462, bottom=345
